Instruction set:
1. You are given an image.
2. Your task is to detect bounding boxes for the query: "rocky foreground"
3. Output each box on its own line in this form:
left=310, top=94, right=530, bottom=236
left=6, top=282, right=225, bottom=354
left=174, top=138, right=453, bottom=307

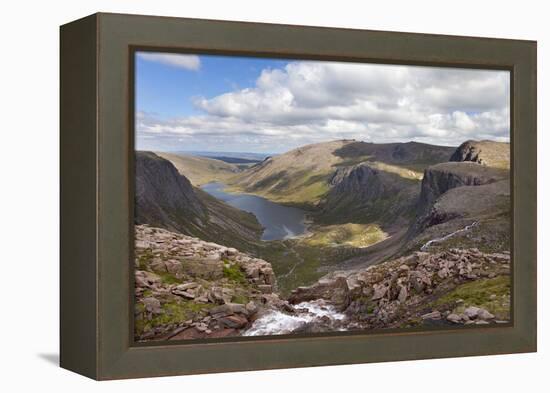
left=289, top=248, right=511, bottom=332
left=134, top=225, right=291, bottom=341
left=135, top=224, right=510, bottom=341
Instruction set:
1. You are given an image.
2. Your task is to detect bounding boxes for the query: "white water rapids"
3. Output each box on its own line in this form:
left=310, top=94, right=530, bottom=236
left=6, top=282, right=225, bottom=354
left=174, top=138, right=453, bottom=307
left=243, top=299, right=346, bottom=336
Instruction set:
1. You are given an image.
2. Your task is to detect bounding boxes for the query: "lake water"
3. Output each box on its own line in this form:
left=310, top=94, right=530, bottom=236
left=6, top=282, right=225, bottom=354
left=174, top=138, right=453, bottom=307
left=201, top=182, right=307, bottom=241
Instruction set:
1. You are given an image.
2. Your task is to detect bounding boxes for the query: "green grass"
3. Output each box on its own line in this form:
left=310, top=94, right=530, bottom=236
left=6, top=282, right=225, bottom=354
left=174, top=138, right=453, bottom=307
left=304, top=223, right=388, bottom=248
left=231, top=294, right=249, bottom=304
left=434, top=276, right=511, bottom=319
left=158, top=272, right=182, bottom=285
left=258, top=237, right=363, bottom=295
left=222, top=262, right=248, bottom=285
left=135, top=299, right=214, bottom=335
left=137, top=249, right=153, bottom=270
left=227, top=170, right=331, bottom=207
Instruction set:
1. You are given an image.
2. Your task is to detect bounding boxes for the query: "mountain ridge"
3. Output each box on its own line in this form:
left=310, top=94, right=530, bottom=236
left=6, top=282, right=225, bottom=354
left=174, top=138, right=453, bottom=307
left=135, top=151, right=263, bottom=253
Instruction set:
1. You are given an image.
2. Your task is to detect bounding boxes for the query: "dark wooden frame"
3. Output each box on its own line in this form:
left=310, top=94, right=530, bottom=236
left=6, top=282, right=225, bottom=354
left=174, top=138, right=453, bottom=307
left=60, top=12, right=537, bottom=380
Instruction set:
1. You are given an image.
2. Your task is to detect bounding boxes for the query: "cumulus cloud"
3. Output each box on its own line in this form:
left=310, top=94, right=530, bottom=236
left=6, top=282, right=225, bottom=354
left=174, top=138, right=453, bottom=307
left=136, top=60, right=509, bottom=152
left=137, top=52, right=201, bottom=71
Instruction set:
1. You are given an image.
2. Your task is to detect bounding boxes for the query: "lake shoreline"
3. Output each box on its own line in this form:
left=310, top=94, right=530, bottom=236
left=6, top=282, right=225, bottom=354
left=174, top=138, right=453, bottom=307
left=201, top=182, right=309, bottom=241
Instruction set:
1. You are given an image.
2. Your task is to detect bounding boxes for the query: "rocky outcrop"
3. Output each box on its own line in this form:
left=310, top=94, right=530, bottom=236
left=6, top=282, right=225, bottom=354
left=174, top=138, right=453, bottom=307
left=288, top=276, right=351, bottom=311
left=319, top=162, right=418, bottom=225
left=290, top=249, right=510, bottom=331
left=450, top=140, right=510, bottom=169
left=418, top=162, right=507, bottom=214
left=328, top=164, right=386, bottom=202
left=403, top=156, right=510, bottom=254
left=134, top=225, right=288, bottom=341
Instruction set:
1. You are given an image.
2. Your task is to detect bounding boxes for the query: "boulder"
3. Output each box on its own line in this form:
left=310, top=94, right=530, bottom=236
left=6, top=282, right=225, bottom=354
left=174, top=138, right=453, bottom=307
left=464, top=306, right=481, bottom=319
left=181, top=258, right=223, bottom=280
left=446, top=313, right=462, bottom=324
left=397, top=286, right=408, bottom=303
left=218, top=315, right=249, bottom=329
left=477, top=308, right=495, bottom=320
left=142, top=297, right=162, bottom=314
left=371, top=283, right=388, bottom=300
left=288, top=276, right=351, bottom=311
left=421, top=311, right=441, bottom=320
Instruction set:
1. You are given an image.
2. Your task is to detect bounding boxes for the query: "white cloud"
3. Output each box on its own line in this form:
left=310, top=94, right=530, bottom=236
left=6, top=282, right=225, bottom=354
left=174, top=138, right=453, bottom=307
left=137, top=52, right=201, bottom=71
left=137, top=60, right=509, bottom=152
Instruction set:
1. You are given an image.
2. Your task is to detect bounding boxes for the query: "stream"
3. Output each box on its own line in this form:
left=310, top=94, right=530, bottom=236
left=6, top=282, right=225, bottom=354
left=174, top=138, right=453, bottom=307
left=243, top=299, right=347, bottom=336
left=420, top=221, right=479, bottom=251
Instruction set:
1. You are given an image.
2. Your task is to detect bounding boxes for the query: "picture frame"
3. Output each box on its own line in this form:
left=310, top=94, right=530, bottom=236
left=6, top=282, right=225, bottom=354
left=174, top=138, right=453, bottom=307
left=60, top=12, right=537, bottom=380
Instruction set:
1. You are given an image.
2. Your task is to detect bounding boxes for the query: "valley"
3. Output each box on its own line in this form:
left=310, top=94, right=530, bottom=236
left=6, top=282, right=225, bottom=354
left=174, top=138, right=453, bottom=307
left=134, top=138, right=511, bottom=341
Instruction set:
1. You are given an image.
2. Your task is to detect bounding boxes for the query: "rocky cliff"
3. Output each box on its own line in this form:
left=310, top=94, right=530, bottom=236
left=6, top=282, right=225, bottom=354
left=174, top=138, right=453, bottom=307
left=134, top=225, right=290, bottom=341
left=450, top=140, right=510, bottom=169
left=319, top=163, right=417, bottom=225
left=403, top=143, right=511, bottom=255
left=135, top=151, right=263, bottom=252
left=136, top=151, right=206, bottom=231
left=418, top=161, right=508, bottom=214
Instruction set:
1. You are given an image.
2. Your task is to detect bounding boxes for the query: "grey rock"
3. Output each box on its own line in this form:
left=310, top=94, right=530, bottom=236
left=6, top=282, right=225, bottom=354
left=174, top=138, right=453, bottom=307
left=421, top=311, right=441, bottom=320
left=477, top=308, right=495, bottom=320
left=464, top=306, right=481, bottom=319
left=446, top=313, right=462, bottom=324
left=142, top=297, right=162, bottom=314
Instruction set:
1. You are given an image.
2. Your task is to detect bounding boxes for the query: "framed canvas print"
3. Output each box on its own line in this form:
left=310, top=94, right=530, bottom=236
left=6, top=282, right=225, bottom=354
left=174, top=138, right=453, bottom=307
left=60, top=13, right=537, bottom=380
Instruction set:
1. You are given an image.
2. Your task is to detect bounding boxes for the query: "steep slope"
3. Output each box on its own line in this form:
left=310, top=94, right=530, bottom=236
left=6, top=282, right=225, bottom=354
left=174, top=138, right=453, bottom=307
left=229, top=140, right=348, bottom=207
left=135, top=151, right=206, bottom=231
left=135, top=151, right=262, bottom=252
left=156, top=152, right=240, bottom=186
left=317, top=163, right=418, bottom=225
left=450, top=140, right=510, bottom=169
left=417, top=162, right=509, bottom=214
left=229, top=139, right=455, bottom=209
left=332, top=140, right=456, bottom=172
left=404, top=142, right=510, bottom=254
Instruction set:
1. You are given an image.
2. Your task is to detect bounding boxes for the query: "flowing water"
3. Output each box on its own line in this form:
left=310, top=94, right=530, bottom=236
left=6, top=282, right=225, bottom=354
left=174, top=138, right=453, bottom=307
left=421, top=221, right=479, bottom=251
left=243, top=300, right=347, bottom=336
left=201, top=182, right=307, bottom=241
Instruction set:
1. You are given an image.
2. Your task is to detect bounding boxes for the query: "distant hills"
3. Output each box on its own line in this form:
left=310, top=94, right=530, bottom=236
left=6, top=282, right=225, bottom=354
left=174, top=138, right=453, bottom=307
left=155, top=152, right=240, bottom=186
left=227, top=140, right=455, bottom=218
left=136, top=138, right=510, bottom=289
left=172, top=150, right=270, bottom=162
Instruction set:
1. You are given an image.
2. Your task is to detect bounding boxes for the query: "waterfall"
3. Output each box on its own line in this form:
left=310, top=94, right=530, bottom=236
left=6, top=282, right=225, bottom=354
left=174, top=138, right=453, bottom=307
left=243, top=299, right=346, bottom=336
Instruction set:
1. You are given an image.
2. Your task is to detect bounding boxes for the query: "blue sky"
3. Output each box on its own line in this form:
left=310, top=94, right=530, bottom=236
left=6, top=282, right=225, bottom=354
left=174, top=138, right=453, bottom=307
left=136, top=54, right=289, bottom=118
left=135, top=52, right=510, bottom=153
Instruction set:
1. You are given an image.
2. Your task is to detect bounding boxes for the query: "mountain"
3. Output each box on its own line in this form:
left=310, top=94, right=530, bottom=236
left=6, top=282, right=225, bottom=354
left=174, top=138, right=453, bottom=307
left=328, top=140, right=511, bottom=271
left=404, top=141, right=511, bottom=255
left=155, top=152, right=240, bottom=186
left=135, top=151, right=262, bottom=252
left=177, top=150, right=270, bottom=162
left=450, top=140, right=510, bottom=169
left=229, top=140, right=455, bottom=209
left=317, top=162, right=418, bottom=226
left=417, top=162, right=509, bottom=214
